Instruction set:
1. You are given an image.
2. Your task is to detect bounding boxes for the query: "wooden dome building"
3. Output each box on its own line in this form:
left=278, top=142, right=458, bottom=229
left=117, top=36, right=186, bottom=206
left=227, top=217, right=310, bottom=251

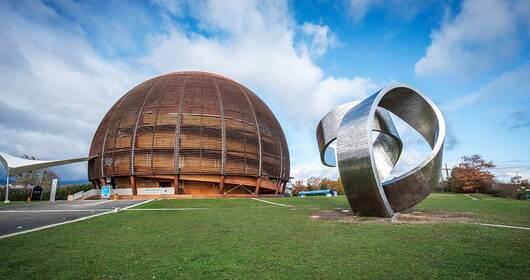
left=88, top=71, right=289, bottom=197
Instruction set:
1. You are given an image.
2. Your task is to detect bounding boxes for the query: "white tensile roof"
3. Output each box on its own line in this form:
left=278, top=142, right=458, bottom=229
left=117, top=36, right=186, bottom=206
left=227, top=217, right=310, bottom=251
left=0, top=151, right=88, bottom=176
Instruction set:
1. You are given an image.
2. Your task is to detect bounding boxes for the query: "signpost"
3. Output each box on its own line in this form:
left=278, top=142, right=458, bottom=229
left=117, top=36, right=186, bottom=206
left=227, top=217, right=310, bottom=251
left=31, top=186, right=43, bottom=201
left=101, top=185, right=111, bottom=199
left=49, top=178, right=58, bottom=202
left=137, top=187, right=173, bottom=195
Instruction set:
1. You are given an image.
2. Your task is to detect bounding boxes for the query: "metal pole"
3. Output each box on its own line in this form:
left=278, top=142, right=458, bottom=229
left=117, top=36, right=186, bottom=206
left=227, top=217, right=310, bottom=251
left=442, top=163, right=451, bottom=193
left=4, top=168, right=9, bottom=203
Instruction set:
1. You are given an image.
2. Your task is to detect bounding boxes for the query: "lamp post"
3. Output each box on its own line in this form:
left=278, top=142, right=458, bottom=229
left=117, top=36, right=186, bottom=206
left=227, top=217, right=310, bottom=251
left=4, top=168, right=9, bottom=203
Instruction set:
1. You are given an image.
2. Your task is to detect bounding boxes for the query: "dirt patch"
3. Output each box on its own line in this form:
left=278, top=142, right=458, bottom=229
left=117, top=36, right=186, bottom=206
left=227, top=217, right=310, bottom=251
left=393, top=212, right=473, bottom=224
left=311, top=209, right=473, bottom=224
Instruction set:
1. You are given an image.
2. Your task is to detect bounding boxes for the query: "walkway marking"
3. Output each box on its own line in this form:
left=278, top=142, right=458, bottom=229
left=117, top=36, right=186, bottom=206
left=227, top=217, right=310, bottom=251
left=120, top=199, right=154, bottom=210
left=250, top=198, right=295, bottom=207
left=0, top=209, right=110, bottom=213
left=0, top=200, right=149, bottom=240
left=465, top=194, right=479, bottom=200
left=475, top=223, right=530, bottom=230
left=124, top=208, right=207, bottom=211
left=74, top=200, right=112, bottom=207
left=123, top=206, right=275, bottom=211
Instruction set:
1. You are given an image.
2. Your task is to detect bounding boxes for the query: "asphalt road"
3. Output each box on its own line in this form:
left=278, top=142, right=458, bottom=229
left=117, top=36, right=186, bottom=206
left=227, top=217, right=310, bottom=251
left=0, top=200, right=145, bottom=237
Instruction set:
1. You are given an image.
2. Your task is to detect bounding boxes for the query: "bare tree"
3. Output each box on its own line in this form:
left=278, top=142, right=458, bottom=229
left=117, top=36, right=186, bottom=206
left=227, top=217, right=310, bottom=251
left=291, top=180, right=307, bottom=196
left=16, top=170, right=58, bottom=190
left=305, top=177, right=322, bottom=191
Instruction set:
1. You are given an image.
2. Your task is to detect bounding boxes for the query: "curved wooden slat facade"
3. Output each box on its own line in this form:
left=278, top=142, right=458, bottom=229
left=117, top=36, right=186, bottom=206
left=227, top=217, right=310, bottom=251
left=88, top=71, right=289, bottom=196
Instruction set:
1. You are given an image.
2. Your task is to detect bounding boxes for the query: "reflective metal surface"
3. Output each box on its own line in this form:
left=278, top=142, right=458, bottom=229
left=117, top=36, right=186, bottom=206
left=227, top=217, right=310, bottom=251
left=316, top=85, right=445, bottom=217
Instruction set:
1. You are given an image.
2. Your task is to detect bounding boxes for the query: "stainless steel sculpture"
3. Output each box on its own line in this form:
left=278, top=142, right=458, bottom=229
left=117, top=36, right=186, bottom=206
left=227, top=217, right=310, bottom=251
left=316, top=85, right=445, bottom=217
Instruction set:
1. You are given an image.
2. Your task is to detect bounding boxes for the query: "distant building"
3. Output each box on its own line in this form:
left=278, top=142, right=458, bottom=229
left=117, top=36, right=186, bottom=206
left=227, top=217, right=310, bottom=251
left=88, top=71, right=289, bottom=197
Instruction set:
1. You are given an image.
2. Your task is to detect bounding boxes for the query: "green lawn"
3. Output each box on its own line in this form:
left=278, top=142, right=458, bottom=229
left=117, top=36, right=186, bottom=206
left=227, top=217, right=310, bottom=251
left=0, top=194, right=529, bottom=279
left=0, top=201, right=35, bottom=208
left=414, top=193, right=530, bottom=227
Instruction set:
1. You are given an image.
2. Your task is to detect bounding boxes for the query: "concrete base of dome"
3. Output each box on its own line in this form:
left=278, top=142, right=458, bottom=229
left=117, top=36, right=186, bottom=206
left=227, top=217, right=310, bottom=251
left=105, top=193, right=285, bottom=200
left=90, top=174, right=288, bottom=199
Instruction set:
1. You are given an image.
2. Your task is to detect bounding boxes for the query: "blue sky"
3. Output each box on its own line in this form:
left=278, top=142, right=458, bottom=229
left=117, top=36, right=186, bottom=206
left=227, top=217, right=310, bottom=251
left=0, top=0, right=529, bottom=183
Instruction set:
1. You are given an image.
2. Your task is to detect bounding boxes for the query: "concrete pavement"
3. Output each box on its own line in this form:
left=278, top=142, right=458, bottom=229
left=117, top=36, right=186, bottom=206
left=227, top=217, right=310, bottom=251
left=0, top=200, right=145, bottom=237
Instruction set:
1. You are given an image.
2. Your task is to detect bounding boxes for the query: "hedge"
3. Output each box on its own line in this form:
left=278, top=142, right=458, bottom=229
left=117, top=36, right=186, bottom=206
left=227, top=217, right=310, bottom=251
left=0, top=184, right=93, bottom=201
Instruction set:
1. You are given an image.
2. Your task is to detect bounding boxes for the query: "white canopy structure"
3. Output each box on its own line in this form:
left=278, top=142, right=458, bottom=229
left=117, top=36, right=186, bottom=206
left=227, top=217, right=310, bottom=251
left=0, top=151, right=89, bottom=202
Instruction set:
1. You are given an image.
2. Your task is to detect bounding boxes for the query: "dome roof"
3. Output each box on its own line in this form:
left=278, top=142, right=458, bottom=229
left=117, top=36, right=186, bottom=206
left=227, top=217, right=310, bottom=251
left=88, top=71, right=289, bottom=181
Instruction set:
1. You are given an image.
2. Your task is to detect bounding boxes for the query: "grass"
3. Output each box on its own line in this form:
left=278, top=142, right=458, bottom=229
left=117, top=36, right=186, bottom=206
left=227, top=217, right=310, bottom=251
left=0, top=194, right=529, bottom=279
left=0, top=201, right=34, bottom=208
left=415, top=193, right=530, bottom=227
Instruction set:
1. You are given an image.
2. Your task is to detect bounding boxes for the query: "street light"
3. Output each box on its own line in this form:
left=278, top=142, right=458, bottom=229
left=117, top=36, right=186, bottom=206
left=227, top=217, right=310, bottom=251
left=4, top=168, right=10, bottom=203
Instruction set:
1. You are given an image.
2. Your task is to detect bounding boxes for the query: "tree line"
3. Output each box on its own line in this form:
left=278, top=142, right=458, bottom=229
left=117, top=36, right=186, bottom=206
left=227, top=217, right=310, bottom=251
left=291, top=177, right=344, bottom=196
left=290, top=154, right=528, bottom=199
left=443, top=154, right=528, bottom=199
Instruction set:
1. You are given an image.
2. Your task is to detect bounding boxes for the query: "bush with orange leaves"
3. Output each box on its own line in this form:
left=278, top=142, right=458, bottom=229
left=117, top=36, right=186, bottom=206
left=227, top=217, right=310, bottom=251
left=447, top=154, right=496, bottom=193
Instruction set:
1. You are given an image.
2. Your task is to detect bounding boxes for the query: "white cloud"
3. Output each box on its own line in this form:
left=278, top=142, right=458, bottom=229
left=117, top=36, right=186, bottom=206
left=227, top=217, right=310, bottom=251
left=514, top=0, right=530, bottom=37
left=142, top=1, right=380, bottom=182
left=0, top=0, right=380, bottom=182
left=0, top=1, right=144, bottom=180
left=312, top=76, right=379, bottom=118
left=347, top=0, right=373, bottom=22
left=415, top=0, right=530, bottom=78
left=485, top=159, right=530, bottom=182
left=347, top=0, right=430, bottom=23
left=441, top=61, right=530, bottom=111
left=300, top=22, right=337, bottom=57
left=290, top=164, right=339, bottom=181
left=143, top=0, right=376, bottom=123
left=152, top=0, right=184, bottom=17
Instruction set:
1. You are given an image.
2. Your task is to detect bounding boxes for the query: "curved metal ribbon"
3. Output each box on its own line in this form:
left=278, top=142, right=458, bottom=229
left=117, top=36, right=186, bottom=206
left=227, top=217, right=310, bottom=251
left=316, top=85, right=445, bottom=217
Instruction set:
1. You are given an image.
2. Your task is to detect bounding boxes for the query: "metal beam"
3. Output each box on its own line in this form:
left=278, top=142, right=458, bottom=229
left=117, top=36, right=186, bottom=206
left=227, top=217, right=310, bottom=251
left=174, top=76, right=190, bottom=175
left=255, top=177, right=261, bottom=196
left=130, top=81, right=159, bottom=175
left=173, top=175, right=179, bottom=194
left=130, top=176, right=137, bottom=195
left=219, top=175, right=225, bottom=195
left=212, top=77, right=226, bottom=175
left=238, top=86, right=262, bottom=177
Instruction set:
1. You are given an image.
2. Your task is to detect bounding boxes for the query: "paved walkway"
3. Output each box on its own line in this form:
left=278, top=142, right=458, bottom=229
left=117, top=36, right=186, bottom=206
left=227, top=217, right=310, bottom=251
left=0, top=200, right=145, bottom=237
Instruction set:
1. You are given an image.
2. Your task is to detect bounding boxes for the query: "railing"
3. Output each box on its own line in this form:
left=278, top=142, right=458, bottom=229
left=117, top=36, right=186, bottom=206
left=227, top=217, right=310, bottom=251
left=68, top=189, right=100, bottom=201
left=82, top=189, right=100, bottom=199
left=72, top=191, right=83, bottom=200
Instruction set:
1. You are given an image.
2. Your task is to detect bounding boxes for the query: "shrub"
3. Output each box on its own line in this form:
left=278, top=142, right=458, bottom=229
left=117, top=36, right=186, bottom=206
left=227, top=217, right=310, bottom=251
left=491, top=183, right=523, bottom=199
left=0, top=188, right=30, bottom=201
left=517, top=187, right=528, bottom=200
left=55, top=184, right=93, bottom=200
left=0, top=184, right=93, bottom=201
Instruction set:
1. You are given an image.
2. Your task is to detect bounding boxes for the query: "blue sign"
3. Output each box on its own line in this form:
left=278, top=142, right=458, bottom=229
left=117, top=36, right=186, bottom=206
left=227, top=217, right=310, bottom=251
left=101, top=185, right=111, bottom=199
left=299, top=189, right=337, bottom=197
